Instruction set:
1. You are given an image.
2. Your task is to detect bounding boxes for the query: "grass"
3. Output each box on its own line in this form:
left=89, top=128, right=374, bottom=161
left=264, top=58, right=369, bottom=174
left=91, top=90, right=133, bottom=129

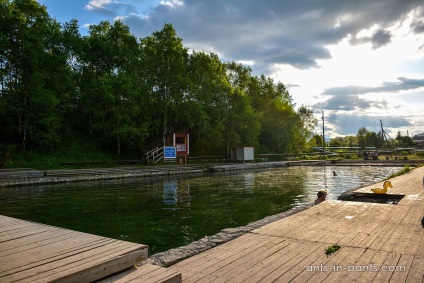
left=325, top=245, right=341, bottom=256
left=386, top=165, right=412, bottom=180
left=2, top=136, right=141, bottom=170
left=2, top=139, right=424, bottom=170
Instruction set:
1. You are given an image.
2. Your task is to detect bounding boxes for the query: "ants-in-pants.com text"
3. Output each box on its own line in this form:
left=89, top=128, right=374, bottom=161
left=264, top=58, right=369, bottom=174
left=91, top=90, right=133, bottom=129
left=306, top=263, right=406, bottom=273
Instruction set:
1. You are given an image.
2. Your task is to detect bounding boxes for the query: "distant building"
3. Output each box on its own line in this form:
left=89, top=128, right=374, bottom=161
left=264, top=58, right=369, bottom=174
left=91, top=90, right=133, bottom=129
left=412, top=133, right=424, bottom=149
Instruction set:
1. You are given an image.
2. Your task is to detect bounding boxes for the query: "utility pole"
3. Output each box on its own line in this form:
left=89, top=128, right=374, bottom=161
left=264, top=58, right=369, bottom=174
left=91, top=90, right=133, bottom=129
left=322, top=110, right=325, bottom=155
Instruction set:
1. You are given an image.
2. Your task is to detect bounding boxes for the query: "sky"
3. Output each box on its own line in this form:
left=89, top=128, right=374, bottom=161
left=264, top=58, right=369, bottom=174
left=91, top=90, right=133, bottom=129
left=37, top=0, right=424, bottom=139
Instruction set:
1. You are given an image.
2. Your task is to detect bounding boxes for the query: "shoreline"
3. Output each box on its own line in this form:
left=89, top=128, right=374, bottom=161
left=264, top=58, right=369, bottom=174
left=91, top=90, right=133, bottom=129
left=145, top=202, right=315, bottom=267
left=1, top=159, right=422, bottom=188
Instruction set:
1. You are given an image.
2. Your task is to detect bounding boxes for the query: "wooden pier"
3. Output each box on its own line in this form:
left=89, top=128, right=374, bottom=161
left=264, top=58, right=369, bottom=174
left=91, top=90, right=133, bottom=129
left=161, top=166, right=424, bottom=282
left=0, top=216, right=148, bottom=283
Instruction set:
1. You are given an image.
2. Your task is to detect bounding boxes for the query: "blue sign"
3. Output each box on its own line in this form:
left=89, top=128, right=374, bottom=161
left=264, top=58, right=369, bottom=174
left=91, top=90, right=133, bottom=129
left=164, top=146, right=176, bottom=159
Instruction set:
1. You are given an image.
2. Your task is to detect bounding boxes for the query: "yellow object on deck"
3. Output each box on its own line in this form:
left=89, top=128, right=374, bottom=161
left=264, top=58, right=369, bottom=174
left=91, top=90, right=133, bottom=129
left=371, top=180, right=393, bottom=194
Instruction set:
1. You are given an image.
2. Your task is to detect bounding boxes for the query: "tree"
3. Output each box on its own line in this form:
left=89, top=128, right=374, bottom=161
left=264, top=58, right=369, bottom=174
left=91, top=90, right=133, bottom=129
left=185, top=51, right=230, bottom=155
left=224, top=62, right=261, bottom=154
left=0, top=5, right=319, bottom=159
left=0, top=0, right=67, bottom=150
left=293, top=106, right=318, bottom=152
left=357, top=127, right=369, bottom=149
left=246, top=75, right=298, bottom=153
left=365, top=131, right=379, bottom=148
left=79, top=20, right=148, bottom=155
left=140, top=23, right=189, bottom=143
left=310, top=134, right=323, bottom=148
left=396, top=131, right=414, bottom=147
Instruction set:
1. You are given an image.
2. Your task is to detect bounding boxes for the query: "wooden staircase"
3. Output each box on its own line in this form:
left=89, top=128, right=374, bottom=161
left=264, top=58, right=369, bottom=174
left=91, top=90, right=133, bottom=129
left=146, top=147, right=177, bottom=164
left=111, top=264, right=182, bottom=283
left=146, top=147, right=164, bottom=164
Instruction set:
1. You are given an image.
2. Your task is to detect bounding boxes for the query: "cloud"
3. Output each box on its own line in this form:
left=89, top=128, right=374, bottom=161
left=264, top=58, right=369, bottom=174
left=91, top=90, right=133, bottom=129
left=325, top=113, right=412, bottom=136
left=85, top=0, right=137, bottom=17
left=321, top=77, right=424, bottom=96
left=410, top=7, right=424, bottom=34
left=411, top=20, right=424, bottom=33
left=114, top=0, right=424, bottom=72
left=313, top=94, right=373, bottom=111
left=371, top=29, right=392, bottom=49
left=313, top=77, right=424, bottom=112
left=349, top=29, right=392, bottom=49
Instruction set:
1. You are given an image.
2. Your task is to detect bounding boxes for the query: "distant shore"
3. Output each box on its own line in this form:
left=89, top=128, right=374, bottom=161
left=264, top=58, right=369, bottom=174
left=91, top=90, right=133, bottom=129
left=1, top=159, right=422, bottom=188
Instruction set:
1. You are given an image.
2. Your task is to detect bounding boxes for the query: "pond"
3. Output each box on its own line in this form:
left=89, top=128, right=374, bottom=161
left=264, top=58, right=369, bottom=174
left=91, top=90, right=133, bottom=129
left=0, top=165, right=400, bottom=254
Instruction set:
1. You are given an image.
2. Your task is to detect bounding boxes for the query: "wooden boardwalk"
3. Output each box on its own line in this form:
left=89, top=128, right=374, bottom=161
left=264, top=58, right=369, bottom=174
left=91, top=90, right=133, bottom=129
left=0, top=216, right=148, bottom=283
left=1, top=165, right=423, bottom=282
left=163, top=166, right=424, bottom=282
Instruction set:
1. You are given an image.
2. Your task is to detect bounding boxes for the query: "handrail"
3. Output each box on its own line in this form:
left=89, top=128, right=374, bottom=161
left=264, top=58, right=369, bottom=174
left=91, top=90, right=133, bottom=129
left=146, top=147, right=159, bottom=156
left=146, top=146, right=164, bottom=164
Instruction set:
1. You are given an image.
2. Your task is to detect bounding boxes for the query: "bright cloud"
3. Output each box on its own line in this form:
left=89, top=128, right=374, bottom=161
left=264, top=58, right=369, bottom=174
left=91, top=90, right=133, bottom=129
left=84, top=0, right=111, bottom=11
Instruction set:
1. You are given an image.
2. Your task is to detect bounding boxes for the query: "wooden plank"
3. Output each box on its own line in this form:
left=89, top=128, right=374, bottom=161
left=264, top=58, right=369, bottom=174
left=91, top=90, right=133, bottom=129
left=294, top=246, right=354, bottom=282
left=255, top=201, right=347, bottom=240
left=389, top=254, right=414, bottom=283
left=196, top=236, right=293, bottom=283
left=0, top=235, right=115, bottom=270
left=115, top=264, right=182, bottom=283
left=384, top=205, right=420, bottom=253
left=290, top=246, right=367, bottom=283
left=234, top=239, right=321, bottom=282
left=0, top=230, right=82, bottom=256
left=115, top=264, right=161, bottom=282
left=339, top=204, right=387, bottom=247
left=0, top=220, right=49, bottom=235
left=319, top=203, right=375, bottom=245
left=43, top=249, right=147, bottom=283
left=176, top=234, right=287, bottom=282
left=171, top=233, right=272, bottom=271
left=356, top=206, right=406, bottom=249
left=270, top=242, right=334, bottom=282
left=371, top=206, right=411, bottom=252
left=326, top=247, right=377, bottom=283
left=8, top=243, right=147, bottom=283
left=0, top=226, right=58, bottom=243
left=403, top=224, right=424, bottom=257
left=0, top=216, right=148, bottom=283
left=372, top=251, right=402, bottom=282
left=0, top=239, right=122, bottom=277
left=405, top=256, right=424, bottom=283
left=352, top=250, right=389, bottom=282
left=318, top=247, right=366, bottom=283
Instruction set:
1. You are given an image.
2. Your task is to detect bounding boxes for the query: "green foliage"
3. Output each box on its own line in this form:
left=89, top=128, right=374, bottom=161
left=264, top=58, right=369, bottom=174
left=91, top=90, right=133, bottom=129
left=0, top=0, right=67, bottom=151
left=325, top=245, right=340, bottom=255
left=1, top=1, right=317, bottom=162
left=386, top=165, right=411, bottom=179
left=3, top=134, right=116, bottom=169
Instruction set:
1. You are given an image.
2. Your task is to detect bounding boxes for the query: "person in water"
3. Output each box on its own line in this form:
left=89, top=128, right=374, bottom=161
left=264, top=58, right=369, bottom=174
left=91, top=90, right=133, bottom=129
left=314, top=190, right=327, bottom=205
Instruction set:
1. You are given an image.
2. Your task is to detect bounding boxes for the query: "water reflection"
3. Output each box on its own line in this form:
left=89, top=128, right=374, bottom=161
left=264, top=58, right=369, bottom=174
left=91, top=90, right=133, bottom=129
left=163, top=180, right=178, bottom=204
left=0, top=166, right=401, bottom=254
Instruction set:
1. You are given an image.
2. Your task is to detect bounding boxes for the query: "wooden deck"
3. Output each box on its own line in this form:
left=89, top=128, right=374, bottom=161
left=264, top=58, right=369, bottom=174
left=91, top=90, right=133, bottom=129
left=1, top=166, right=423, bottom=282
left=0, top=216, right=148, bottom=283
left=165, top=166, right=424, bottom=282
left=102, top=263, right=182, bottom=283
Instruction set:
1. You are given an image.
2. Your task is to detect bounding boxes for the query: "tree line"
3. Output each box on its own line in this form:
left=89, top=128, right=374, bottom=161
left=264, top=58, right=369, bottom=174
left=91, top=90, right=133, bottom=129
left=310, top=127, right=414, bottom=149
left=0, top=0, right=317, bottom=159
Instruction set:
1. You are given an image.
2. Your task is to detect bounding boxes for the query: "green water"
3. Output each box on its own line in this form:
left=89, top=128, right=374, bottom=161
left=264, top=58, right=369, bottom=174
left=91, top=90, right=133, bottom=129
left=0, top=166, right=400, bottom=254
